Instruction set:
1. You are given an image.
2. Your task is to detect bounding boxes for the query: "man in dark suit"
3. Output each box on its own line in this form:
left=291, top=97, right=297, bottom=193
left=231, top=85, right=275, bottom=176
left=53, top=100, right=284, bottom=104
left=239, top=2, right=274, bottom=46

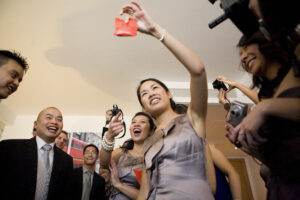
left=0, top=107, right=73, bottom=200
left=71, top=144, right=106, bottom=200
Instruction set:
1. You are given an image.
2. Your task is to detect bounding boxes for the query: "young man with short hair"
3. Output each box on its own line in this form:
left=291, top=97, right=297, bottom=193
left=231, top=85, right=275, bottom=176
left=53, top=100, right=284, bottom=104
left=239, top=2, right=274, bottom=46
left=55, top=130, right=69, bottom=150
left=0, top=50, right=28, bottom=99
left=71, top=144, right=106, bottom=200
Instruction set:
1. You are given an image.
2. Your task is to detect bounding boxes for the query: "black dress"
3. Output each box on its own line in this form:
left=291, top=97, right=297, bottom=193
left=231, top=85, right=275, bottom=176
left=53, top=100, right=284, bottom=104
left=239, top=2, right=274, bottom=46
left=214, top=165, right=233, bottom=200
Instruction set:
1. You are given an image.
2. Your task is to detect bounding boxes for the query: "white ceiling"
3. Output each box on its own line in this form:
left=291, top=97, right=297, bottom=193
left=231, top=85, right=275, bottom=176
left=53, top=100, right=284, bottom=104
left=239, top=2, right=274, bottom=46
left=0, top=0, right=255, bottom=155
left=0, top=0, right=253, bottom=116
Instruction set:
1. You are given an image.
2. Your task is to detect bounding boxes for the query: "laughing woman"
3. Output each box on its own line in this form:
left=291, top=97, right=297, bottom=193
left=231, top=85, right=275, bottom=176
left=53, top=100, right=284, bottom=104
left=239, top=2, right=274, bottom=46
left=120, top=1, right=215, bottom=199
left=100, top=112, right=155, bottom=200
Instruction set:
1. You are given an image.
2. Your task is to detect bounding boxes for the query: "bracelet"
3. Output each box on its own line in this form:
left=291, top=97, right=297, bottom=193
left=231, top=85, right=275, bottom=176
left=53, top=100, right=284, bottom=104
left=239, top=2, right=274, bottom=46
left=104, top=132, right=115, bottom=145
left=102, top=140, right=114, bottom=151
left=102, top=132, right=115, bottom=151
left=102, top=138, right=114, bottom=151
left=159, top=29, right=166, bottom=41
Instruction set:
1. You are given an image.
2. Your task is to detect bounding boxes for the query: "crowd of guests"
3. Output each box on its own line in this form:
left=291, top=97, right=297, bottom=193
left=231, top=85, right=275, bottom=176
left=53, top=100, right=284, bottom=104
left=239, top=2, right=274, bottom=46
left=0, top=0, right=299, bottom=199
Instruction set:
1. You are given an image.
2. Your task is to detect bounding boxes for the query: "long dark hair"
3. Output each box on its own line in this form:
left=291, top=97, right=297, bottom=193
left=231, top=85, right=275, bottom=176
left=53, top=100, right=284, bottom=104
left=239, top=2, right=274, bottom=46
left=237, top=32, right=291, bottom=99
left=137, top=78, right=177, bottom=111
left=120, top=112, right=156, bottom=151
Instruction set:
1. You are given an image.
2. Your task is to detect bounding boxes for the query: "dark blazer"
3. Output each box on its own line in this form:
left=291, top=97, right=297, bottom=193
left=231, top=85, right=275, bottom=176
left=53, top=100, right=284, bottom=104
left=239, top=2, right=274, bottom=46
left=71, top=167, right=106, bottom=200
left=0, top=137, right=73, bottom=200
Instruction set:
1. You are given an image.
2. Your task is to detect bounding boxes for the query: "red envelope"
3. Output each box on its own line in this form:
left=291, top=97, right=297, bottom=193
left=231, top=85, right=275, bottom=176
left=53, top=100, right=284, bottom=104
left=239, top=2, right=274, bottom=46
left=133, top=169, right=142, bottom=184
left=114, top=18, right=138, bottom=36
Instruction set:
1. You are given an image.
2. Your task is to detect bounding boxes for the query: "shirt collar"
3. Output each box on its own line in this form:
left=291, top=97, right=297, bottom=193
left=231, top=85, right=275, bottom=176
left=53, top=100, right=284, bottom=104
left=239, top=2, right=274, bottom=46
left=83, top=166, right=94, bottom=174
left=36, top=136, right=55, bottom=150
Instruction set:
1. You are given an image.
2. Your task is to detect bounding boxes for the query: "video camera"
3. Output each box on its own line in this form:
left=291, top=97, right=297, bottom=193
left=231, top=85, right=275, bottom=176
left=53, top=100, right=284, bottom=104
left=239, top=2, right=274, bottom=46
left=208, top=0, right=299, bottom=40
left=208, top=0, right=259, bottom=38
left=208, top=0, right=300, bottom=76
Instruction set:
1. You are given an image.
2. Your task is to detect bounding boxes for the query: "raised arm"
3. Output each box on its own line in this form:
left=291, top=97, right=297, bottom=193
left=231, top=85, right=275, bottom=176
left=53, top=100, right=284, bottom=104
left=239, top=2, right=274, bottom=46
left=121, top=1, right=207, bottom=137
left=102, top=110, right=113, bottom=137
left=100, top=112, right=123, bottom=169
left=217, top=75, right=259, bottom=104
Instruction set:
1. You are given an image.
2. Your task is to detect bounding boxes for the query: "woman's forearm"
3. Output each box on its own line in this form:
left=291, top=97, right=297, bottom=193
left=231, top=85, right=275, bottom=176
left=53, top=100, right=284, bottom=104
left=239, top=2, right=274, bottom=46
left=114, top=183, right=139, bottom=200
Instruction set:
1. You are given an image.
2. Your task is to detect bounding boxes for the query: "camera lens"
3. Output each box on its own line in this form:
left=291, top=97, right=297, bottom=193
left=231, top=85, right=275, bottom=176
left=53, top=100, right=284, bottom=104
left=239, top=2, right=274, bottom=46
left=231, top=106, right=241, bottom=117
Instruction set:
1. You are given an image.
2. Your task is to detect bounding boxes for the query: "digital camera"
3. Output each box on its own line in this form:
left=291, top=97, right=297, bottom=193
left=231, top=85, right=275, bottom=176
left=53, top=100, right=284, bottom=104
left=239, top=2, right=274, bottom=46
left=110, top=104, right=126, bottom=139
left=111, top=104, right=121, bottom=116
left=228, top=100, right=248, bottom=126
left=212, top=79, right=228, bottom=91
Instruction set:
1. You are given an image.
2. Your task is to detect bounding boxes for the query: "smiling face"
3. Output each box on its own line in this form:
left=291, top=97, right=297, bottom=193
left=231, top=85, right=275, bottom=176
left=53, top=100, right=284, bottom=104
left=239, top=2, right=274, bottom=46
left=239, top=43, right=266, bottom=76
left=83, top=146, right=98, bottom=166
left=34, top=107, right=63, bottom=144
left=0, top=59, right=24, bottom=99
left=129, top=115, right=152, bottom=143
left=139, top=80, right=173, bottom=116
left=55, top=132, right=68, bottom=149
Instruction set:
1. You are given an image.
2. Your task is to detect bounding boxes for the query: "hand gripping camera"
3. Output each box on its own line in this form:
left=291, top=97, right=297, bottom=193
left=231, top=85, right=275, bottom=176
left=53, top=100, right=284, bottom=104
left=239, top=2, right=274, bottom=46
left=212, top=79, right=228, bottom=91
left=110, top=104, right=126, bottom=138
left=111, top=104, right=122, bottom=117
left=212, top=80, right=248, bottom=126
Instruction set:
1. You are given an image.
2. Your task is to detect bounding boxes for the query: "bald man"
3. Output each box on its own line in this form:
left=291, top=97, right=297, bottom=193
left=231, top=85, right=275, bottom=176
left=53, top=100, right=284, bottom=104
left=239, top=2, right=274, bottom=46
left=0, top=107, right=73, bottom=200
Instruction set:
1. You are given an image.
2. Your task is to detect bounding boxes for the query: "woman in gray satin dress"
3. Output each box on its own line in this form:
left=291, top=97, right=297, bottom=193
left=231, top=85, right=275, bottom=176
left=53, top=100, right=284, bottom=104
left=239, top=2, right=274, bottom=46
left=100, top=112, right=155, bottom=200
left=120, top=2, right=215, bottom=200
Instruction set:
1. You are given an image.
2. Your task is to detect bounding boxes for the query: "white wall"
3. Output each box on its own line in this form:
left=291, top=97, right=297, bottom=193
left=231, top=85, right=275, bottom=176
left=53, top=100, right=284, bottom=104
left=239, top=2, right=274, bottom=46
left=0, top=103, right=16, bottom=125
left=1, top=114, right=132, bottom=148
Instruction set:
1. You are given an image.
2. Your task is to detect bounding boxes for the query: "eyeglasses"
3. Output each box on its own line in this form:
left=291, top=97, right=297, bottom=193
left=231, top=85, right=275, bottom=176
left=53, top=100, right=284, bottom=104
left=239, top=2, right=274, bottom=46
left=84, top=150, right=97, bottom=155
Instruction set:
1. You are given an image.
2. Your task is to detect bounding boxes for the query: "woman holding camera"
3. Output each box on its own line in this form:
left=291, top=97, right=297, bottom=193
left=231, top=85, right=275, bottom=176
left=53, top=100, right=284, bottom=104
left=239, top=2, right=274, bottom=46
left=100, top=112, right=156, bottom=200
left=225, top=32, right=300, bottom=199
left=216, top=75, right=259, bottom=104
left=120, top=1, right=215, bottom=199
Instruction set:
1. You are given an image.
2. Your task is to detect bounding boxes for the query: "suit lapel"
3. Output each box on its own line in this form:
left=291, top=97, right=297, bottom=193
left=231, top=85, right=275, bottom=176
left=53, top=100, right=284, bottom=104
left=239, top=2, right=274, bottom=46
left=79, top=167, right=84, bottom=197
left=24, top=137, right=38, bottom=198
left=48, top=145, right=61, bottom=197
left=90, top=172, right=97, bottom=199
